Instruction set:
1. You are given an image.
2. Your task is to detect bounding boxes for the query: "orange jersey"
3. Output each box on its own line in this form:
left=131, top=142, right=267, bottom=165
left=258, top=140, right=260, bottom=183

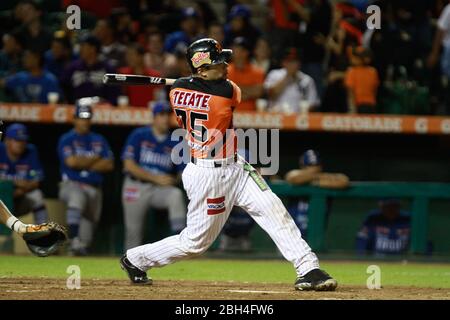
left=227, top=62, right=265, bottom=111
left=169, top=77, right=241, bottom=159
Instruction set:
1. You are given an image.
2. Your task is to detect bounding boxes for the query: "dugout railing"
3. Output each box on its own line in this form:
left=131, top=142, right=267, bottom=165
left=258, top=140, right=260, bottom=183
left=269, top=181, right=450, bottom=254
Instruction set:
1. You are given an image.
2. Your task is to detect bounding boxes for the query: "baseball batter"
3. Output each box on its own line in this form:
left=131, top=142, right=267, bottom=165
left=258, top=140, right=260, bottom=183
left=120, top=38, right=337, bottom=291
left=122, top=101, right=186, bottom=250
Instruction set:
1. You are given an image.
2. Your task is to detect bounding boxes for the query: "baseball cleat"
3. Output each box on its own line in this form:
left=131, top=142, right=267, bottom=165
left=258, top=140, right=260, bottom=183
left=120, top=255, right=152, bottom=285
left=295, top=269, right=338, bottom=291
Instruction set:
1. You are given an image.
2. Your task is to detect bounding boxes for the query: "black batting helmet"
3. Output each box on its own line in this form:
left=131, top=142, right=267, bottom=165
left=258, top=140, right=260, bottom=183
left=186, top=38, right=232, bottom=73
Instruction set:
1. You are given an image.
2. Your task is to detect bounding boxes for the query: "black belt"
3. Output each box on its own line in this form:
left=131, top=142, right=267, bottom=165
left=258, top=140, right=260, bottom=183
left=190, top=154, right=238, bottom=168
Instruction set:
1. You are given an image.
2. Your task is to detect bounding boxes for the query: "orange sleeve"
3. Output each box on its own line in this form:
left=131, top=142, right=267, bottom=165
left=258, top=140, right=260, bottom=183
left=344, top=68, right=355, bottom=89
left=255, top=68, right=265, bottom=84
left=229, top=80, right=242, bottom=105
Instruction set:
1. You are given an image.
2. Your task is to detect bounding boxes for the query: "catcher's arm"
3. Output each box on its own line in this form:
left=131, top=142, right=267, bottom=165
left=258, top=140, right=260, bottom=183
left=0, top=199, right=29, bottom=233
left=1, top=200, right=67, bottom=257
left=0, top=199, right=48, bottom=233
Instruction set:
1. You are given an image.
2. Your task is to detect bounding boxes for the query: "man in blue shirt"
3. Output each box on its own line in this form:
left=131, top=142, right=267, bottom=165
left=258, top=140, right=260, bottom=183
left=58, top=97, right=114, bottom=255
left=122, top=101, right=186, bottom=249
left=164, top=7, right=202, bottom=54
left=0, top=123, right=48, bottom=225
left=356, top=199, right=412, bottom=256
left=2, top=49, right=61, bottom=103
left=0, top=31, right=24, bottom=78
left=44, top=33, right=75, bottom=82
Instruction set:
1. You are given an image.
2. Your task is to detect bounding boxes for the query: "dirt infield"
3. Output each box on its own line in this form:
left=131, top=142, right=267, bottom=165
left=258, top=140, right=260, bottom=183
left=0, top=278, right=449, bottom=300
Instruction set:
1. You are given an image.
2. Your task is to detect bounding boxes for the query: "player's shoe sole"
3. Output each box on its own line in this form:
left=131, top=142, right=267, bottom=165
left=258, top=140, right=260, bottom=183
left=294, top=269, right=338, bottom=291
left=120, top=255, right=153, bottom=285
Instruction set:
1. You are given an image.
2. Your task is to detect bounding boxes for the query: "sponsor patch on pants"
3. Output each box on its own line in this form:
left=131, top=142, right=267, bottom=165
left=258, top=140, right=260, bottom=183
left=124, top=187, right=140, bottom=202
left=207, top=196, right=225, bottom=215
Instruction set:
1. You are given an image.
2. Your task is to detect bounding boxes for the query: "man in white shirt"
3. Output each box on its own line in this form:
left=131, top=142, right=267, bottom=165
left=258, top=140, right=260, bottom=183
left=264, top=48, right=320, bottom=113
left=428, top=2, right=450, bottom=78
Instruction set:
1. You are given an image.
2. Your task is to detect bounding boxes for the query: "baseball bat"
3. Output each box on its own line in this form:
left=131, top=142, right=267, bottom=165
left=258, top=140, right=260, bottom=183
left=103, top=73, right=176, bottom=86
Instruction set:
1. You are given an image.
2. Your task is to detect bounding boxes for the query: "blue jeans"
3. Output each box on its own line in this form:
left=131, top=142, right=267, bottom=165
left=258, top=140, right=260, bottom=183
left=302, top=62, right=324, bottom=99
left=441, top=45, right=450, bottom=78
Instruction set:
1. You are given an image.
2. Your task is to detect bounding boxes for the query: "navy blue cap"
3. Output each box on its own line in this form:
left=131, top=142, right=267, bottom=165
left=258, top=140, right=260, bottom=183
left=5, top=123, right=29, bottom=141
left=300, top=150, right=321, bottom=167
left=79, top=34, right=101, bottom=52
left=229, top=4, right=251, bottom=20
left=152, top=101, right=172, bottom=116
left=232, top=36, right=251, bottom=51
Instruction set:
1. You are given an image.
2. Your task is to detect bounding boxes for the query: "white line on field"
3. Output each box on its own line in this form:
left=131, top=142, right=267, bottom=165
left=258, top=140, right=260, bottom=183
left=226, top=289, right=290, bottom=294
left=5, top=290, right=42, bottom=293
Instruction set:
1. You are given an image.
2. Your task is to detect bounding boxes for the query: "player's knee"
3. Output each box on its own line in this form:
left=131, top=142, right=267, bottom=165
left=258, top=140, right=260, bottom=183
left=184, top=245, right=208, bottom=256
left=181, top=238, right=211, bottom=256
left=169, top=187, right=184, bottom=201
left=26, top=189, right=45, bottom=206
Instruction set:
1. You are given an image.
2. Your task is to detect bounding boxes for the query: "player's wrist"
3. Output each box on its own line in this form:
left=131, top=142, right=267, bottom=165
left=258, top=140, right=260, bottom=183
left=6, top=217, right=28, bottom=233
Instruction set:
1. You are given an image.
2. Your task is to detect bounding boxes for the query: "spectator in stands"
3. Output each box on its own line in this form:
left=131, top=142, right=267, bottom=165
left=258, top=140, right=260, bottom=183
left=62, top=0, right=122, bottom=19
left=1, top=49, right=61, bottom=104
left=428, top=1, right=450, bottom=74
left=0, top=123, right=48, bottom=225
left=164, top=7, right=202, bottom=54
left=228, top=37, right=265, bottom=111
left=298, top=0, right=332, bottom=98
left=428, top=1, right=450, bottom=113
left=144, top=32, right=167, bottom=74
left=0, top=31, right=24, bottom=78
left=44, top=32, right=75, bottom=82
left=356, top=199, right=411, bottom=256
left=118, top=44, right=164, bottom=107
left=61, top=34, right=119, bottom=105
left=121, top=102, right=186, bottom=249
left=345, top=46, right=379, bottom=113
left=192, top=0, right=219, bottom=33
left=252, top=37, right=272, bottom=75
left=321, top=3, right=361, bottom=113
left=58, top=98, right=114, bottom=255
left=264, top=48, right=320, bottom=113
left=268, top=0, right=310, bottom=60
left=207, top=21, right=225, bottom=46
left=285, top=149, right=349, bottom=238
left=224, top=4, right=261, bottom=51
left=110, top=7, right=136, bottom=45
left=16, top=0, right=52, bottom=53
left=164, top=47, right=192, bottom=79
left=94, top=18, right=127, bottom=68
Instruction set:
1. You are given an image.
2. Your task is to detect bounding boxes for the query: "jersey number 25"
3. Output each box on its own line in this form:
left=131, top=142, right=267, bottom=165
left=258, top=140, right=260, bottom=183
left=174, top=108, right=208, bottom=143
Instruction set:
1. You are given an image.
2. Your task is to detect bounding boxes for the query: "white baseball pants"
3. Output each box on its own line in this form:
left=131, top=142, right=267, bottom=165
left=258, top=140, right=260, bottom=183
left=127, top=156, right=320, bottom=277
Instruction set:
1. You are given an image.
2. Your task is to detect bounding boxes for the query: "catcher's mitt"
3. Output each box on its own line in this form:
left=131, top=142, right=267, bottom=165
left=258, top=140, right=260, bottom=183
left=22, top=222, right=68, bottom=257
